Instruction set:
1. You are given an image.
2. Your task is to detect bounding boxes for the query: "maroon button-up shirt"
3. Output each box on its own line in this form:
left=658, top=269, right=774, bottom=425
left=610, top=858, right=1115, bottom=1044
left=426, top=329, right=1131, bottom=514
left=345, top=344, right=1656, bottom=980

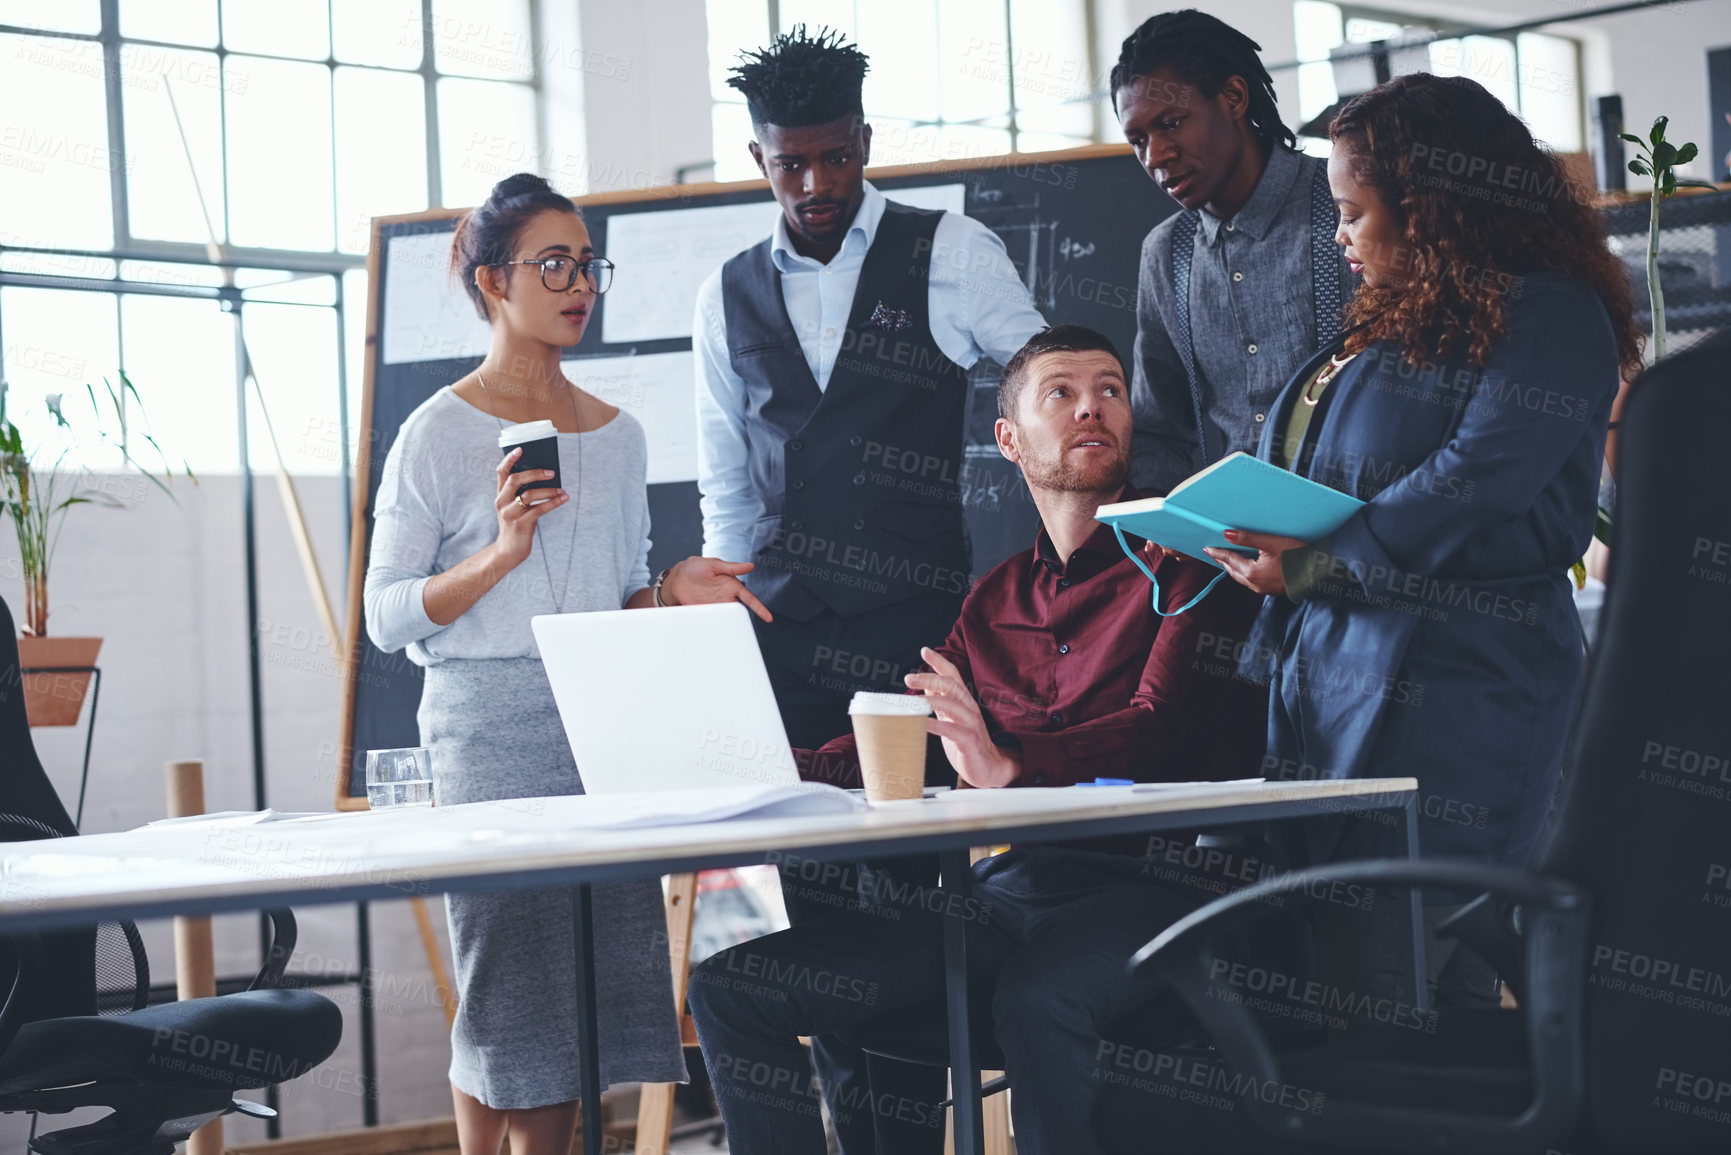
left=798, top=491, right=1269, bottom=799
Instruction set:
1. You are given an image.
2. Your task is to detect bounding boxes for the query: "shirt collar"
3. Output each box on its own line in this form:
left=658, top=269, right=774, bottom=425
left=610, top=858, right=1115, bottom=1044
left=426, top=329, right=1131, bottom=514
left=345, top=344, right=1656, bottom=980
left=1196, top=145, right=1303, bottom=245
left=1029, top=486, right=1148, bottom=578
left=770, top=181, right=886, bottom=272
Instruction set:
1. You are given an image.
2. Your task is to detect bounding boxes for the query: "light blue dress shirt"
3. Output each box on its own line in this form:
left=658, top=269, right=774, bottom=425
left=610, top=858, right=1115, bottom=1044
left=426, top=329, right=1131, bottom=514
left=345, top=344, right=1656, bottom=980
left=693, top=181, right=1046, bottom=563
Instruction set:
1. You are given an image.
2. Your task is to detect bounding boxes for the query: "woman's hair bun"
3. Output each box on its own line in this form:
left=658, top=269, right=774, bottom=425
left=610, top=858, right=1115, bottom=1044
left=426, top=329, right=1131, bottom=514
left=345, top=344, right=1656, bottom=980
left=450, top=171, right=581, bottom=321
left=489, top=172, right=555, bottom=203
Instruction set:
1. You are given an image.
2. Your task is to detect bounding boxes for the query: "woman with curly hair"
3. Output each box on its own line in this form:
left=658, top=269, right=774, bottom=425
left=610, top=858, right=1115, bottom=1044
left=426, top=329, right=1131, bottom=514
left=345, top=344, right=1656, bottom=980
left=1202, top=72, right=1641, bottom=1006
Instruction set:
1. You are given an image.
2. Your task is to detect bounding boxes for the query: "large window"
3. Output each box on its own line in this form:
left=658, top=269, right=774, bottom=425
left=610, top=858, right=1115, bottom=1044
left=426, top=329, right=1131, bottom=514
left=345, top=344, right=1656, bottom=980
left=1293, top=2, right=1584, bottom=155
left=0, top=1, right=542, bottom=478
left=704, top=0, right=1099, bottom=183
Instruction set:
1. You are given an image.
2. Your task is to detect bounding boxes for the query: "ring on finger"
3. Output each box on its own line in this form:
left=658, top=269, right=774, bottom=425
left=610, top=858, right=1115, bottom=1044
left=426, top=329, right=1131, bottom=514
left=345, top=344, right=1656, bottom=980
left=516, top=493, right=529, bottom=510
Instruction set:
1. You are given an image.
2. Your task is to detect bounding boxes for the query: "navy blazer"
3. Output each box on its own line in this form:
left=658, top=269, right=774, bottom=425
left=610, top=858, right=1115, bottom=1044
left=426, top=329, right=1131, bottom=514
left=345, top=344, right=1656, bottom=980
left=1242, top=271, right=1618, bottom=865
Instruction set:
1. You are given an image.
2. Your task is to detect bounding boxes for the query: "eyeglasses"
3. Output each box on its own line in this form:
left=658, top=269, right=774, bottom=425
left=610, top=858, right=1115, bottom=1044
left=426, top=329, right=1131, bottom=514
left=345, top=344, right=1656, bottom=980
left=489, top=256, right=615, bottom=294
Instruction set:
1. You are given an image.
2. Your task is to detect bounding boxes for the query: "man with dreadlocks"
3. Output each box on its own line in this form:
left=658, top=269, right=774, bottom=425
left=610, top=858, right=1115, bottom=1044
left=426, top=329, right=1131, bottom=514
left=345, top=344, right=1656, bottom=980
left=690, top=25, right=1043, bottom=1155
left=1111, top=10, right=1359, bottom=495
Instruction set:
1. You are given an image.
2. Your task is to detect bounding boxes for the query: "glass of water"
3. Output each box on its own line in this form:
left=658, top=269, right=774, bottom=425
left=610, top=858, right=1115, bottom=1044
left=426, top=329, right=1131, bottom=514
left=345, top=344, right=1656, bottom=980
left=365, top=747, right=435, bottom=808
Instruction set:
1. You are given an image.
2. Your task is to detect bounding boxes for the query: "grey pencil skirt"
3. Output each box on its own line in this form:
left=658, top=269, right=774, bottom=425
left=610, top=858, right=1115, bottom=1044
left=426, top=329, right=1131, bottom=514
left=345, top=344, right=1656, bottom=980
left=419, top=657, right=687, bottom=1109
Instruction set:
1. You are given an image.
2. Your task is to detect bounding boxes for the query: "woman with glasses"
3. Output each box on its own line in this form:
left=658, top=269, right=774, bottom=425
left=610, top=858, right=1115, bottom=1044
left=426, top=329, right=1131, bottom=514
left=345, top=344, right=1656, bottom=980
left=363, top=172, right=770, bottom=1155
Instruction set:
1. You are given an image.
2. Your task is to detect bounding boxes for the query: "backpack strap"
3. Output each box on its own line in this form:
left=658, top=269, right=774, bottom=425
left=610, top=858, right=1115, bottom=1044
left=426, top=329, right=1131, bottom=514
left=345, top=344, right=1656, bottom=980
left=1310, top=160, right=1343, bottom=338
left=1168, top=209, right=1211, bottom=467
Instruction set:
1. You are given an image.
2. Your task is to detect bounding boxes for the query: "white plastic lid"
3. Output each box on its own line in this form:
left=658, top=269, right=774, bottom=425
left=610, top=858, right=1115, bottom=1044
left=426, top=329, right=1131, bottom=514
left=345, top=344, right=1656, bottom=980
left=498, top=419, right=557, bottom=449
left=848, top=692, right=933, bottom=716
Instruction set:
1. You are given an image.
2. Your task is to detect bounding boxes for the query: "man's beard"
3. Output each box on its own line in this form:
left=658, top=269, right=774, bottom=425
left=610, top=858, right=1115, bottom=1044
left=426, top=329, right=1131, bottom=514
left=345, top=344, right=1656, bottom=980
left=1019, top=444, right=1130, bottom=494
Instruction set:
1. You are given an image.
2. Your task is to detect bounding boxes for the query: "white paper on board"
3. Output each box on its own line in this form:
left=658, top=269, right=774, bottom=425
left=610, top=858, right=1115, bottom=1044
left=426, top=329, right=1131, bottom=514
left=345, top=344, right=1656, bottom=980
left=381, top=231, right=493, bottom=365
left=562, top=350, right=697, bottom=484
left=599, top=184, right=968, bottom=345
left=601, top=200, right=780, bottom=345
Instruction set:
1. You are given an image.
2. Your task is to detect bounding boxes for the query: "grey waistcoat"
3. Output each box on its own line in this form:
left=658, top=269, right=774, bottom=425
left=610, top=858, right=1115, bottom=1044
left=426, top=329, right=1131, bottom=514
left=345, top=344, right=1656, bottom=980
left=720, top=203, right=972, bottom=619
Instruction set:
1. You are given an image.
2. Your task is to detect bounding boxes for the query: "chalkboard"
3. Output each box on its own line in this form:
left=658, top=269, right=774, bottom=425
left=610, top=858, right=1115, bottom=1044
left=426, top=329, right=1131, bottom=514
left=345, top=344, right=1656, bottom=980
left=335, top=143, right=1174, bottom=805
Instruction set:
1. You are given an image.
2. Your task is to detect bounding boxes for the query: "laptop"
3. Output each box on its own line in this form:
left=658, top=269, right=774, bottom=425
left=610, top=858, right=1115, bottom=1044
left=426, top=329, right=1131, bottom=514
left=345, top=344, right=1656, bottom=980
left=530, top=602, right=803, bottom=796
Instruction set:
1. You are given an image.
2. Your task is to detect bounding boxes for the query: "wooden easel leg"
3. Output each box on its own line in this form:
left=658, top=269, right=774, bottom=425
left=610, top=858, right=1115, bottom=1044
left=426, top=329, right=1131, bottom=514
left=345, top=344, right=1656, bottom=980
left=945, top=1076, right=1014, bottom=1155
left=409, top=896, right=458, bottom=1028
left=634, top=871, right=700, bottom=1155
left=982, top=1081, right=1013, bottom=1154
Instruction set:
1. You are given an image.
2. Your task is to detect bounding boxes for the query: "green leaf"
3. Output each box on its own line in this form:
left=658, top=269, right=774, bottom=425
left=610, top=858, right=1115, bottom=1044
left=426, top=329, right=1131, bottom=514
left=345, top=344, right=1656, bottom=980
left=1618, top=132, right=1646, bottom=145
left=1628, top=159, right=1651, bottom=176
left=1663, top=171, right=1677, bottom=197
left=1650, top=115, right=1669, bottom=146
left=1571, top=559, right=1587, bottom=590
left=1677, top=179, right=1721, bottom=191
left=1676, top=142, right=1699, bottom=164
left=1653, top=141, right=1676, bottom=167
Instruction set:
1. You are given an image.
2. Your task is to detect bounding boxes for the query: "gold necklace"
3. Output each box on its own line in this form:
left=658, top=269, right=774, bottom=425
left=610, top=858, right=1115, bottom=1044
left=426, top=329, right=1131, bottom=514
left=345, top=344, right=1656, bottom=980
left=1303, top=352, right=1357, bottom=406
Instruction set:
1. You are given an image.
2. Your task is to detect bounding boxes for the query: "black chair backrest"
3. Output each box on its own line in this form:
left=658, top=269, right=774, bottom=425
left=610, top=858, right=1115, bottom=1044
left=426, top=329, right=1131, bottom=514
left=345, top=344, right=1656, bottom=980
left=1536, top=331, right=1731, bottom=1152
left=0, top=595, right=97, bottom=1020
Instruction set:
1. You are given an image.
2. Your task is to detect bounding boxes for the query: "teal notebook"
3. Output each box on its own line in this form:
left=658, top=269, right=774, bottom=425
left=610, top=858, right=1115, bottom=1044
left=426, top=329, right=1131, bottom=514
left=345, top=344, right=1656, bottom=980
left=1096, top=452, right=1365, bottom=566
left=1094, top=453, right=1365, bottom=615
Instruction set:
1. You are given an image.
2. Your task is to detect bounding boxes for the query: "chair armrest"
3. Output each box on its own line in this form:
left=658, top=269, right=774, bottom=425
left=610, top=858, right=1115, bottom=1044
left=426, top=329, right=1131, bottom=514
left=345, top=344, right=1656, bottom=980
left=1125, top=860, right=1592, bottom=1151
left=0, top=931, right=45, bottom=1058
left=247, top=909, right=299, bottom=992
left=1130, top=860, right=1584, bottom=979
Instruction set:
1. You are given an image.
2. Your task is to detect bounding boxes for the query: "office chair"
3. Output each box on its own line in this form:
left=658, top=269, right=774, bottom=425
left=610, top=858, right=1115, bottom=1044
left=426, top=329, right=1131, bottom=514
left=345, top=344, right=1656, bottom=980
left=0, top=594, right=344, bottom=1155
left=1096, top=330, right=1731, bottom=1153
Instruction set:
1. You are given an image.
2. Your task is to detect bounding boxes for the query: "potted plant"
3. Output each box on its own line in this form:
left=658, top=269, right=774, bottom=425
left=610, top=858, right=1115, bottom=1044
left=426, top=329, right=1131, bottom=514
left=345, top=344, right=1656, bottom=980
left=0, top=374, right=194, bottom=725
left=1573, top=118, right=1719, bottom=590
left=1621, top=115, right=1720, bottom=361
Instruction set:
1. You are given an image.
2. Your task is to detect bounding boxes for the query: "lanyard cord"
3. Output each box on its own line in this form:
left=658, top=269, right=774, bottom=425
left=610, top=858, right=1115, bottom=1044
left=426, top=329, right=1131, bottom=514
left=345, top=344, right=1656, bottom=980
left=1110, top=524, right=1229, bottom=617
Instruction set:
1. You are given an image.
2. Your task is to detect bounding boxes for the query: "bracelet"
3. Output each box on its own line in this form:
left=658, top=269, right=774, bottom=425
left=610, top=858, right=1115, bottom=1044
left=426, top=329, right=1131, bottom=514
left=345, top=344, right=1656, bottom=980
left=652, top=567, right=674, bottom=607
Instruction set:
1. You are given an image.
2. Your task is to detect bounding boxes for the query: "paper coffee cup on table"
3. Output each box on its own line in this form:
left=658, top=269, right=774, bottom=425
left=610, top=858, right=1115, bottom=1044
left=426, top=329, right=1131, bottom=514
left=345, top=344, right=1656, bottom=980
left=499, top=419, right=561, bottom=498
left=849, top=692, right=932, bottom=802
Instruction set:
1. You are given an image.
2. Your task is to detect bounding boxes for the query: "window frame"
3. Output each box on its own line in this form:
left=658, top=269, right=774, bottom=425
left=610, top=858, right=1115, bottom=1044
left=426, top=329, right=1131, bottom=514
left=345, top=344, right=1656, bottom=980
left=704, top=0, right=1103, bottom=181
left=0, top=0, right=546, bottom=521
left=1294, top=1, right=1586, bottom=154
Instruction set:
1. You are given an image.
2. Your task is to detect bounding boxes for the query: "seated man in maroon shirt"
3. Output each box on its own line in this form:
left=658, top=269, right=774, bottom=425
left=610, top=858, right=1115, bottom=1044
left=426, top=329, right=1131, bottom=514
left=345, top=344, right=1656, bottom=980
left=687, top=325, right=1266, bottom=1155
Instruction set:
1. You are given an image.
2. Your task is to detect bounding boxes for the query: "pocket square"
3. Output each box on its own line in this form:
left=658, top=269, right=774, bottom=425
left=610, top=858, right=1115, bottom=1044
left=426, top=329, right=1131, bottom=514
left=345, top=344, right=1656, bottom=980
left=867, top=300, right=914, bottom=332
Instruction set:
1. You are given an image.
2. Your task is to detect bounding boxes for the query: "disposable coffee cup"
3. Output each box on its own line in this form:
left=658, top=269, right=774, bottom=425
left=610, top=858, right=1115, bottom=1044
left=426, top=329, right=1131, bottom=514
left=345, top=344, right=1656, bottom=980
left=849, top=692, right=932, bottom=802
left=499, top=419, right=560, bottom=499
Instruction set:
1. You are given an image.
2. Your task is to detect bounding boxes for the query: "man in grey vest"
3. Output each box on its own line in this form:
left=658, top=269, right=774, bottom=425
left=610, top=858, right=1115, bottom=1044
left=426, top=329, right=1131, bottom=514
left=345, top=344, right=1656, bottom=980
left=692, top=26, right=1043, bottom=1155
left=1111, top=10, right=1359, bottom=494
left=695, top=26, right=1044, bottom=749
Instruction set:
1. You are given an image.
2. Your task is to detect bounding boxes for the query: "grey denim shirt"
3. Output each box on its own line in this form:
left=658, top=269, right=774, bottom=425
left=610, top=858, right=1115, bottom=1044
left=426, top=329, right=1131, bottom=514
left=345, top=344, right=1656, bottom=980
left=1130, top=145, right=1359, bottom=494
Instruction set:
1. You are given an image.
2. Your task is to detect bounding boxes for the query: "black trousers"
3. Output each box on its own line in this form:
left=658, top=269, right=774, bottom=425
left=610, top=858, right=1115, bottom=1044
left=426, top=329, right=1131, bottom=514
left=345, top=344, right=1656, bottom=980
left=753, top=593, right=963, bottom=1153
left=689, top=849, right=1202, bottom=1155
